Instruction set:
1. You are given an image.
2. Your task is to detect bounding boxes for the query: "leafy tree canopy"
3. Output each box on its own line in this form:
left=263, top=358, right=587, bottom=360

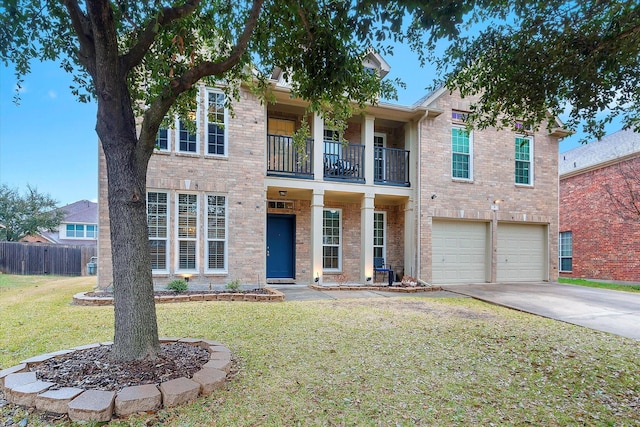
left=428, top=0, right=640, bottom=140
left=0, top=184, right=65, bottom=242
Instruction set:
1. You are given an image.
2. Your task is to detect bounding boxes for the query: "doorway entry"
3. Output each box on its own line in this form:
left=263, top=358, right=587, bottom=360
left=266, top=214, right=296, bottom=279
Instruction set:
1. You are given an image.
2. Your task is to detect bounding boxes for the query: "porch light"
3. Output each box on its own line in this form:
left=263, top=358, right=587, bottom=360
left=314, top=272, right=320, bottom=283
left=366, top=277, right=372, bottom=282
left=183, top=275, right=191, bottom=283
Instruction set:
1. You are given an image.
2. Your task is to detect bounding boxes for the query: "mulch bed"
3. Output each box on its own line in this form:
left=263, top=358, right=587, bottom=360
left=33, top=342, right=210, bottom=392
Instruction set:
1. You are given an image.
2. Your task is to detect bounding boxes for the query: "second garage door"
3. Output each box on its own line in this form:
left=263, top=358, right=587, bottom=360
left=432, top=220, right=489, bottom=284
left=497, top=223, right=547, bottom=282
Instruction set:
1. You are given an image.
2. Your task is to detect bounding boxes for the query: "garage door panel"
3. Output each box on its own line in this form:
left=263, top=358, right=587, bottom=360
left=432, top=220, right=488, bottom=284
left=497, top=223, right=546, bottom=282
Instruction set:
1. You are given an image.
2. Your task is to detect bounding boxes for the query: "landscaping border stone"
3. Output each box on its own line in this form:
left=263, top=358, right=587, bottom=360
left=73, top=287, right=284, bottom=305
left=0, top=338, right=231, bottom=423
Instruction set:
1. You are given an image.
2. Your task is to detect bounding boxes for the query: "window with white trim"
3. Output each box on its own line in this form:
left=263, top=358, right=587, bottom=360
left=155, top=127, right=169, bottom=151
left=65, top=224, right=97, bottom=239
left=515, top=135, right=533, bottom=185
left=177, top=193, right=198, bottom=270
left=178, top=116, right=197, bottom=153
left=206, top=90, right=227, bottom=156
left=452, top=127, right=472, bottom=179
left=206, top=194, right=227, bottom=271
left=559, top=231, right=573, bottom=272
left=373, top=212, right=386, bottom=260
left=147, top=192, right=168, bottom=271
left=322, top=209, right=341, bottom=270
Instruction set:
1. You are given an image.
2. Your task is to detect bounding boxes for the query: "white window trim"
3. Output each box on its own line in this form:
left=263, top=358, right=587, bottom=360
left=205, top=88, right=228, bottom=158
left=175, top=101, right=201, bottom=155
left=373, top=211, right=386, bottom=261
left=147, top=191, right=169, bottom=273
left=322, top=208, right=342, bottom=272
left=515, top=134, right=534, bottom=186
left=559, top=231, right=573, bottom=273
left=175, top=192, right=199, bottom=273
left=155, top=124, right=171, bottom=152
left=452, top=125, right=473, bottom=181
left=205, top=193, right=228, bottom=273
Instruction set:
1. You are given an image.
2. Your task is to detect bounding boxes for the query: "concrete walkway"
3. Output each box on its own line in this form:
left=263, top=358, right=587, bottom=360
left=442, top=282, right=640, bottom=340
left=271, top=284, right=461, bottom=302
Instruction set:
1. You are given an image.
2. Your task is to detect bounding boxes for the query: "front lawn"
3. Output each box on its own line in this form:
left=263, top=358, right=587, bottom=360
left=1, top=275, right=639, bottom=426
left=559, top=277, right=640, bottom=293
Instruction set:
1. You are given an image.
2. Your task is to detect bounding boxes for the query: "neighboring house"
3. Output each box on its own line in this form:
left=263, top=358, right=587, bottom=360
left=98, top=53, right=567, bottom=288
left=559, top=129, right=640, bottom=282
left=27, top=200, right=99, bottom=246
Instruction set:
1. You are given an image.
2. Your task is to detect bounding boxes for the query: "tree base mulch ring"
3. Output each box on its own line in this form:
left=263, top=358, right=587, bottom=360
left=0, top=338, right=233, bottom=423
left=74, top=287, right=285, bottom=305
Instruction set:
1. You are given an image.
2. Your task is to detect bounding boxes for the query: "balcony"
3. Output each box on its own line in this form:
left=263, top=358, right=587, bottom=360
left=323, top=140, right=365, bottom=183
left=374, top=147, right=410, bottom=186
left=267, top=134, right=313, bottom=179
left=266, top=135, right=410, bottom=186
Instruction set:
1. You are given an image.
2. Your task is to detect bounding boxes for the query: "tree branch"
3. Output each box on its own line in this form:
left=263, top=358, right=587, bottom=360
left=62, top=0, right=96, bottom=74
left=121, top=0, right=201, bottom=72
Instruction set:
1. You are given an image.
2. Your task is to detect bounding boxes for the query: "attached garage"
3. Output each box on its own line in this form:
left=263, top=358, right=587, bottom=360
left=432, top=220, right=489, bottom=284
left=496, top=223, right=547, bottom=282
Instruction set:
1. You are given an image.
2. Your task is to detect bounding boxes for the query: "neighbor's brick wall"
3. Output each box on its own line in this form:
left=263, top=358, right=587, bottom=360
left=560, top=156, right=640, bottom=282
left=418, top=90, right=560, bottom=281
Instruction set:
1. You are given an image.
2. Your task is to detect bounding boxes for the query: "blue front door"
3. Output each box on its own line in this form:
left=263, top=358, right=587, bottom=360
left=267, top=214, right=295, bottom=279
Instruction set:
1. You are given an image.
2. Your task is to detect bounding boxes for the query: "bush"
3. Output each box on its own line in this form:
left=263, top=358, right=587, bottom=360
left=226, top=279, right=241, bottom=292
left=167, top=279, right=188, bottom=293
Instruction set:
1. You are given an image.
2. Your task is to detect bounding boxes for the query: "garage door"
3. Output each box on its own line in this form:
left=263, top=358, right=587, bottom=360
left=497, top=223, right=547, bottom=281
left=432, top=220, right=488, bottom=284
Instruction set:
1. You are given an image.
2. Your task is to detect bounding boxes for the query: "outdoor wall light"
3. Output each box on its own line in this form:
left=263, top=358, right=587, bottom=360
left=279, top=190, right=287, bottom=197
left=431, top=193, right=437, bottom=199
left=183, top=275, right=190, bottom=283
left=314, top=273, right=320, bottom=283
left=366, top=277, right=372, bottom=282
left=493, top=199, right=503, bottom=204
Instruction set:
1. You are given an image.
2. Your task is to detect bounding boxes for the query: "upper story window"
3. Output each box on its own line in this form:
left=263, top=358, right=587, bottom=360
left=179, top=117, right=198, bottom=153
left=451, top=111, right=468, bottom=122
left=64, top=224, right=97, bottom=239
left=451, top=127, right=472, bottom=180
left=206, top=90, right=227, bottom=156
left=155, top=127, right=169, bottom=151
left=515, top=135, right=533, bottom=185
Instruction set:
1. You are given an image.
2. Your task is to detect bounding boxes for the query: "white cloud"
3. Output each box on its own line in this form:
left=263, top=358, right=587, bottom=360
left=48, top=90, right=57, bottom=99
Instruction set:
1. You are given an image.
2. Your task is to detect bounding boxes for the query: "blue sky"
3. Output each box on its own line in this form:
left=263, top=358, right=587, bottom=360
left=0, top=43, right=622, bottom=207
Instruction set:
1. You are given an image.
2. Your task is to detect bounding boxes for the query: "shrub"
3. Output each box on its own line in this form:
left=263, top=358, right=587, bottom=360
left=226, top=279, right=241, bottom=292
left=167, top=279, right=188, bottom=293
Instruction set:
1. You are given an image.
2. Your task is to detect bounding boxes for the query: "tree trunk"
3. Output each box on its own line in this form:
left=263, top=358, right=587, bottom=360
left=102, top=133, right=160, bottom=361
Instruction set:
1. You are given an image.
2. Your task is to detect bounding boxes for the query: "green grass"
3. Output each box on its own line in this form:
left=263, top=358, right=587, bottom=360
left=1, top=275, right=639, bottom=426
left=559, top=277, right=640, bottom=293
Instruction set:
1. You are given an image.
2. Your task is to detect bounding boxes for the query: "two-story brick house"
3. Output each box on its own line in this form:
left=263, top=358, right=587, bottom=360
left=97, top=55, right=566, bottom=288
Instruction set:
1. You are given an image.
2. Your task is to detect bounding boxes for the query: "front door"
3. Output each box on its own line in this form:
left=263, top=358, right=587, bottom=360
left=266, top=214, right=295, bottom=279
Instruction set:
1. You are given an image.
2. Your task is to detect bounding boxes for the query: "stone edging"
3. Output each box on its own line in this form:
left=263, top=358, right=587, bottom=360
left=309, top=284, right=442, bottom=293
left=0, top=338, right=231, bottom=423
left=73, top=287, right=284, bottom=306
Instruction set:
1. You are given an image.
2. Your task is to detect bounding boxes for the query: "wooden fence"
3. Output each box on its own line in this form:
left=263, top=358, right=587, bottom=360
left=0, top=242, right=97, bottom=276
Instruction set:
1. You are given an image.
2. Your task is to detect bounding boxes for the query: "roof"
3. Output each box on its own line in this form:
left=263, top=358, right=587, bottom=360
left=559, top=128, right=640, bottom=177
left=58, top=200, right=98, bottom=223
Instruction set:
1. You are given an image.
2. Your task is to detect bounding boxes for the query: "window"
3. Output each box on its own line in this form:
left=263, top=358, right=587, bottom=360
left=206, top=195, right=227, bottom=271
left=207, top=90, right=227, bottom=156
left=559, top=231, right=573, bottom=272
left=155, top=127, right=169, bottom=151
left=373, top=212, right=386, bottom=260
left=322, top=209, right=341, bottom=270
left=177, top=193, right=198, bottom=270
left=147, top=192, right=168, bottom=271
left=179, top=118, right=197, bottom=153
left=374, top=133, right=386, bottom=181
left=65, top=224, right=97, bottom=239
left=515, top=136, right=533, bottom=185
left=452, top=127, right=472, bottom=179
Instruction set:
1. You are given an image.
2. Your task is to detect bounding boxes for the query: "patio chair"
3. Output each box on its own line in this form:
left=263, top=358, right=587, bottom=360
left=373, top=257, right=394, bottom=286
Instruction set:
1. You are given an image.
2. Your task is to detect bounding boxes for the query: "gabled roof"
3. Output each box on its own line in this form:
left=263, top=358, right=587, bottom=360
left=58, top=200, right=98, bottom=223
left=559, top=128, right=640, bottom=177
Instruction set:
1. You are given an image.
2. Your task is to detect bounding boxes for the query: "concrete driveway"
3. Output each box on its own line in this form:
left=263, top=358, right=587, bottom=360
left=442, top=282, right=640, bottom=340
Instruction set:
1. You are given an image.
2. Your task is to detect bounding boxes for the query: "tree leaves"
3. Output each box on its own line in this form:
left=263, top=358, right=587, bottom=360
left=0, top=184, right=65, bottom=242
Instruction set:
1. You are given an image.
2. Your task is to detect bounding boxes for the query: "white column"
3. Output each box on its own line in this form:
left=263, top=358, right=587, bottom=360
left=313, top=112, right=324, bottom=181
left=360, top=192, right=375, bottom=283
left=404, top=197, right=415, bottom=278
left=361, top=115, right=375, bottom=185
left=310, top=189, right=325, bottom=284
